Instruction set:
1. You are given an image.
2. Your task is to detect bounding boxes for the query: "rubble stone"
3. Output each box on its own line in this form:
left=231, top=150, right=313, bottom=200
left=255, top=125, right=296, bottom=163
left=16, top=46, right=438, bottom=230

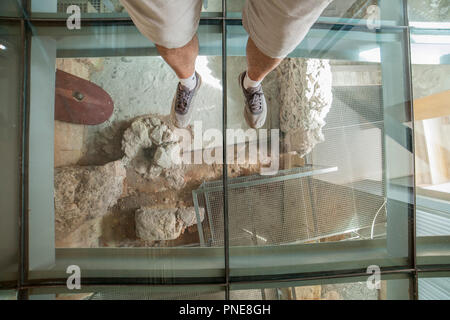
left=135, top=206, right=206, bottom=241
left=154, top=146, right=173, bottom=169
left=164, top=169, right=186, bottom=190
left=177, top=207, right=205, bottom=227
left=54, top=160, right=126, bottom=240
left=122, top=116, right=185, bottom=189
left=150, top=125, right=165, bottom=145
left=135, top=208, right=182, bottom=241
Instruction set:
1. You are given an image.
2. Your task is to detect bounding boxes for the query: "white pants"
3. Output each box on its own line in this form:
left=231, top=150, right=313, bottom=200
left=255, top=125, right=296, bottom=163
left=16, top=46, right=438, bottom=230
left=120, top=0, right=333, bottom=58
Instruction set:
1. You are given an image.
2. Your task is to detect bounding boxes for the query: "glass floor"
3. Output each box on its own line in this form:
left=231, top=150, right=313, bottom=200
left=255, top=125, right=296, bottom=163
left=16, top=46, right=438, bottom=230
left=0, top=0, right=449, bottom=300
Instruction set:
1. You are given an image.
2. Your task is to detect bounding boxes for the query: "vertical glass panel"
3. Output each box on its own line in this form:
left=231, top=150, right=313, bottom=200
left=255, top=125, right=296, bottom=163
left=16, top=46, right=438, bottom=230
left=225, top=18, right=412, bottom=278
left=230, top=277, right=411, bottom=300
left=30, top=0, right=222, bottom=18
left=0, top=21, right=21, bottom=282
left=27, top=19, right=224, bottom=284
left=227, top=0, right=406, bottom=26
left=412, top=27, right=450, bottom=265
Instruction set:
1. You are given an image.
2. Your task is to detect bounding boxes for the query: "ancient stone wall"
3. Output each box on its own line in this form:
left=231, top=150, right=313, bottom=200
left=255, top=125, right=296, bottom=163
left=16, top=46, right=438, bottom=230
left=278, top=58, right=333, bottom=157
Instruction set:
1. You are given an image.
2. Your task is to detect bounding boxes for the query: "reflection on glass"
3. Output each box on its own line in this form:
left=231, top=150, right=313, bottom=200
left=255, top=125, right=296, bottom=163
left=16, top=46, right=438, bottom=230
left=0, top=22, right=21, bottom=283
left=412, top=28, right=450, bottom=250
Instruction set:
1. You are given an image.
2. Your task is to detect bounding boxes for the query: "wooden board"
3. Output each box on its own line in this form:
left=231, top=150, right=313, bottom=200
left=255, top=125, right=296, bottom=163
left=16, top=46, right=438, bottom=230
left=414, top=90, right=450, bottom=121
left=55, top=69, right=114, bottom=125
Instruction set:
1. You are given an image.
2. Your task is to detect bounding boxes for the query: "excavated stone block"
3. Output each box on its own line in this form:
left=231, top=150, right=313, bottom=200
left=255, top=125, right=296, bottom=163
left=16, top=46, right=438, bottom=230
left=54, top=160, right=126, bottom=241
left=135, top=207, right=205, bottom=241
left=135, top=208, right=182, bottom=241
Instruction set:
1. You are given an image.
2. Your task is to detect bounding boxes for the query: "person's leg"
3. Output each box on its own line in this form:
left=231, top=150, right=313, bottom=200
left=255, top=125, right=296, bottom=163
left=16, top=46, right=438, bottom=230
left=120, top=0, right=203, bottom=127
left=238, top=36, right=280, bottom=129
left=156, top=34, right=199, bottom=80
left=246, top=37, right=282, bottom=83
left=243, top=0, right=333, bottom=85
left=157, top=34, right=202, bottom=128
left=239, top=0, right=333, bottom=128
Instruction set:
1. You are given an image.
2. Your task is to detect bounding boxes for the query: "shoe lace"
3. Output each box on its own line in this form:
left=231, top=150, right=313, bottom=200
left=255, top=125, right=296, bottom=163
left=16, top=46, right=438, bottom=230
left=247, top=87, right=264, bottom=113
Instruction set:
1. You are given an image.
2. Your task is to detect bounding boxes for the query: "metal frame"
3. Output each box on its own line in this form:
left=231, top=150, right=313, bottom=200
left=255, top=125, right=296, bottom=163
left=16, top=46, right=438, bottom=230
left=1, top=0, right=449, bottom=300
left=221, top=0, right=230, bottom=299
left=402, top=0, right=418, bottom=299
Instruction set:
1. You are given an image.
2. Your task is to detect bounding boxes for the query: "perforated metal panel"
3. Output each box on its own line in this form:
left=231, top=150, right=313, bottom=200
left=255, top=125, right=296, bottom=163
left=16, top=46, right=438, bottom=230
left=194, top=168, right=387, bottom=246
left=194, top=85, right=387, bottom=247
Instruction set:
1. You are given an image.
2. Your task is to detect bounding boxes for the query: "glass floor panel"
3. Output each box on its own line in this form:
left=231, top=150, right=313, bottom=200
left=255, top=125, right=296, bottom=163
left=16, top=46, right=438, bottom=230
left=1, top=0, right=449, bottom=299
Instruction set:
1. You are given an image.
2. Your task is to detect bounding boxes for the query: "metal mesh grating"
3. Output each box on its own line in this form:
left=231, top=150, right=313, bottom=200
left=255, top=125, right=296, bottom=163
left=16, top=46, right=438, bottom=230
left=194, top=85, right=387, bottom=246
left=194, top=171, right=386, bottom=246
left=324, top=86, right=384, bottom=130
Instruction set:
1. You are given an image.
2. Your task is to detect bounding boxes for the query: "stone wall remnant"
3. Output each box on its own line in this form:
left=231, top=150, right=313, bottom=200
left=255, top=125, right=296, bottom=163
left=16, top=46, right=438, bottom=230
left=54, top=160, right=126, bottom=241
left=278, top=58, right=332, bottom=157
left=135, top=207, right=205, bottom=241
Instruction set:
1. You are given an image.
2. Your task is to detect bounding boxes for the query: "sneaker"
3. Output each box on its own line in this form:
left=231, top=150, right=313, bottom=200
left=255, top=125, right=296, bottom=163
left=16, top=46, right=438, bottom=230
left=238, top=71, right=267, bottom=129
left=170, top=72, right=202, bottom=128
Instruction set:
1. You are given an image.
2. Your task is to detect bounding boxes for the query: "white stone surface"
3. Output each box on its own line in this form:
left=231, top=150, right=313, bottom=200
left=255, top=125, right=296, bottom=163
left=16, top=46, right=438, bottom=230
left=278, top=58, right=333, bottom=157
